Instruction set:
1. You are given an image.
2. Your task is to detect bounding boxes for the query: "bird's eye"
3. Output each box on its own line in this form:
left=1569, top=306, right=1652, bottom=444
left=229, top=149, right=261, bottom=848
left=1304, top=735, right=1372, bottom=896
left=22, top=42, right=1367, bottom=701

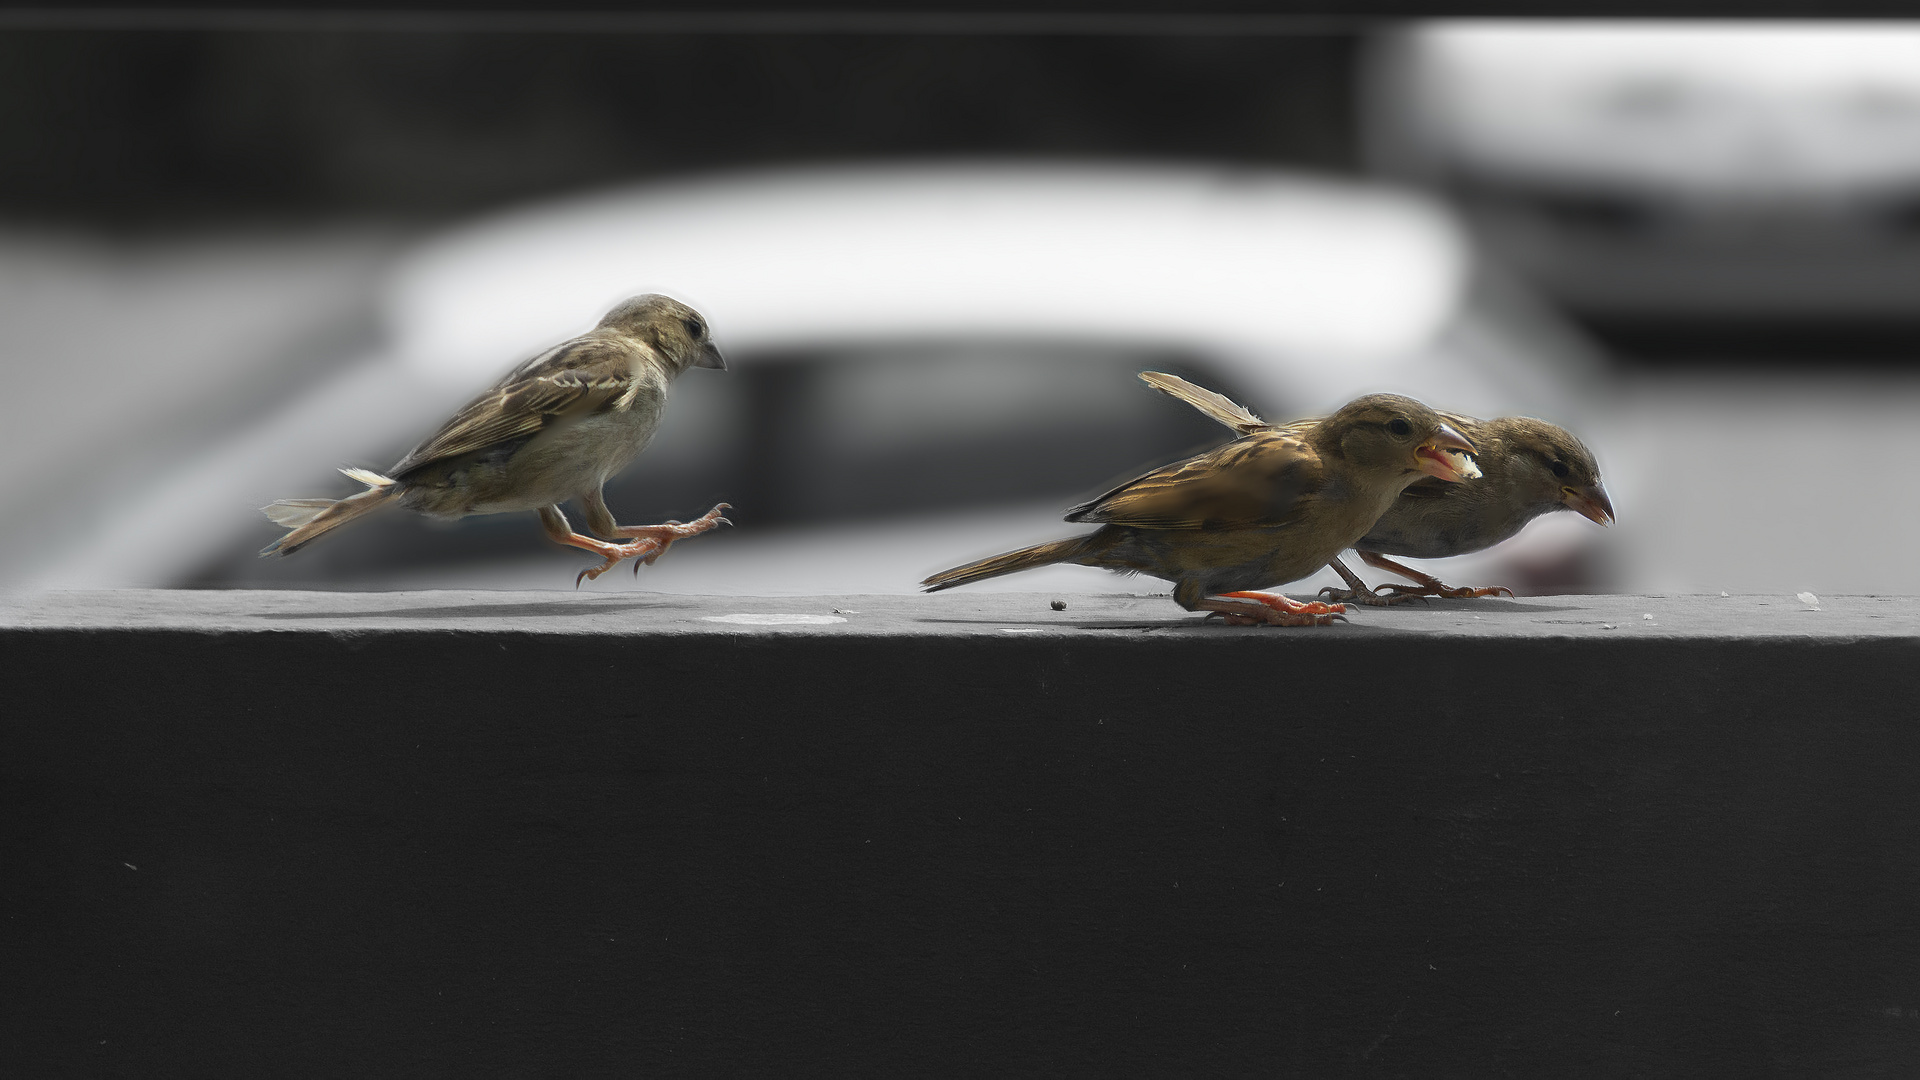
left=1551, top=460, right=1570, bottom=478
left=682, top=317, right=704, bottom=339
left=1387, top=418, right=1412, bottom=437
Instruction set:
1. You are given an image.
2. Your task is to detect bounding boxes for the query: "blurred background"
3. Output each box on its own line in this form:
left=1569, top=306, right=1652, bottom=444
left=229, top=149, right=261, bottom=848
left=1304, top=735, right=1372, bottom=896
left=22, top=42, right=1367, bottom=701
left=3, top=14, right=1917, bottom=596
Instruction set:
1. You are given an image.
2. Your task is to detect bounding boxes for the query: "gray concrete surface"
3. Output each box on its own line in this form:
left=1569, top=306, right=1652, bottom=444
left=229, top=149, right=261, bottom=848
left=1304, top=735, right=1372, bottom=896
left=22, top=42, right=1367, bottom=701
left=7, top=588, right=1916, bottom=638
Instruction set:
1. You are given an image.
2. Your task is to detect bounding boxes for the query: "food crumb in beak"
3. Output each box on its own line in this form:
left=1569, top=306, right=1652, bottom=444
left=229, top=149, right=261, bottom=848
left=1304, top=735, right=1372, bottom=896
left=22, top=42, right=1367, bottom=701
left=1446, top=450, right=1481, bottom=480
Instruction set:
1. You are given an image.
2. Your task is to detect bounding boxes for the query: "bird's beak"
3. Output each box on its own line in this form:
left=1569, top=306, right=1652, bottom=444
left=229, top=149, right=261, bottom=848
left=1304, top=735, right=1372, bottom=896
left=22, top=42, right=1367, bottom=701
left=1562, top=482, right=1615, bottom=526
left=695, top=342, right=727, bottom=370
left=1413, top=423, right=1479, bottom=483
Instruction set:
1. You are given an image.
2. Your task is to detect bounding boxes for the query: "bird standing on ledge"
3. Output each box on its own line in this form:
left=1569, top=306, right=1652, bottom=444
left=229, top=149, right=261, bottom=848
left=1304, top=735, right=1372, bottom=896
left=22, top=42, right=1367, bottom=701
left=922, top=392, right=1478, bottom=626
left=261, top=294, right=732, bottom=585
left=1139, top=371, right=1613, bottom=603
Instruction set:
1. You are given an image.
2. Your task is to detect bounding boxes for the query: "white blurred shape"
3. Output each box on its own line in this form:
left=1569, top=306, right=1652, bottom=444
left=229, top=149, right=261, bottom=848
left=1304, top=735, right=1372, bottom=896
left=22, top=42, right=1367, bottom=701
left=1607, top=373, right=1920, bottom=596
left=1399, top=22, right=1920, bottom=202
left=387, top=162, right=1469, bottom=403
left=24, top=355, right=462, bottom=589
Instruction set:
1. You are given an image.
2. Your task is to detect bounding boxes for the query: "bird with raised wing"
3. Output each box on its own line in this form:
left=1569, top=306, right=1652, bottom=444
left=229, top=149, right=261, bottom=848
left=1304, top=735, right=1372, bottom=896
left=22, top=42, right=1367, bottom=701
left=921, top=392, right=1478, bottom=625
left=261, top=294, right=731, bottom=585
left=1138, top=371, right=1613, bottom=603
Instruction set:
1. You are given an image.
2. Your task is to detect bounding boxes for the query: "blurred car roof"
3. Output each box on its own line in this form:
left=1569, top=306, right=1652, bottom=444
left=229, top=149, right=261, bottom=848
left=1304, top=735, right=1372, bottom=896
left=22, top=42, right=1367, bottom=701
left=391, top=161, right=1468, bottom=398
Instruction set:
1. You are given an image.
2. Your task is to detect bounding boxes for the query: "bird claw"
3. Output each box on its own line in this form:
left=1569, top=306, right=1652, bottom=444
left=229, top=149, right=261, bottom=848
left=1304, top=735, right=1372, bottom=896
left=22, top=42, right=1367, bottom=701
left=1219, top=590, right=1342, bottom=616
left=1319, top=585, right=1415, bottom=607
left=634, top=538, right=668, bottom=574
left=575, top=537, right=664, bottom=586
left=1209, top=590, right=1346, bottom=626
left=592, top=503, right=731, bottom=579
left=1375, top=583, right=1514, bottom=600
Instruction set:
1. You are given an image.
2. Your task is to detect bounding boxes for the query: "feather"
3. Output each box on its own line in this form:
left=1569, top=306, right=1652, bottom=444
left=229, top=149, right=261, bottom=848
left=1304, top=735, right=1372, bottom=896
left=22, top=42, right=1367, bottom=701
left=339, top=467, right=395, bottom=488
left=921, top=536, right=1094, bottom=592
left=387, top=338, right=639, bottom=480
left=1138, top=371, right=1270, bottom=435
left=1065, top=431, right=1319, bottom=529
left=260, top=498, right=334, bottom=529
left=259, top=484, right=399, bottom=557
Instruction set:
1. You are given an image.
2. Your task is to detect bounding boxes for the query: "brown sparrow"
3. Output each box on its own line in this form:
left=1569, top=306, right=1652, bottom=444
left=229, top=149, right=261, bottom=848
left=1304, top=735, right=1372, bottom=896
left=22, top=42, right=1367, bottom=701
left=261, top=294, right=731, bottom=585
left=1139, top=371, right=1613, bottom=602
left=922, top=391, right=1477, bottom=625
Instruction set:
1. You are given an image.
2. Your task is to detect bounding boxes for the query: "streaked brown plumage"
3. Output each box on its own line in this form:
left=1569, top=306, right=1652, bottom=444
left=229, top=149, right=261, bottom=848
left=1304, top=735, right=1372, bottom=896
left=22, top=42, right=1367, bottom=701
left=261, top=294, right=731, bottom=584
left=921, top=391, right=1478, bottom=626
left=1140, top=371, right=1613, bottom=601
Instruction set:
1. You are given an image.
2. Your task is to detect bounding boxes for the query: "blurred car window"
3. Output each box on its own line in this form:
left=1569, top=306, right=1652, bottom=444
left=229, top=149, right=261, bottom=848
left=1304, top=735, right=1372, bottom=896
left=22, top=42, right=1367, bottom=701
left=713, top=344, right=1234, bottom=522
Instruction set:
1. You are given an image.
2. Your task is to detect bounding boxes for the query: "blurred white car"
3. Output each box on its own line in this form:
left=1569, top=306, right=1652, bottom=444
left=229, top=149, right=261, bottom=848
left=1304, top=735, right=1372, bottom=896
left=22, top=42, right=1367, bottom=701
left=32, top=161, right=1612, bottom=594
left=1373, top=22, right=1920, bottom=324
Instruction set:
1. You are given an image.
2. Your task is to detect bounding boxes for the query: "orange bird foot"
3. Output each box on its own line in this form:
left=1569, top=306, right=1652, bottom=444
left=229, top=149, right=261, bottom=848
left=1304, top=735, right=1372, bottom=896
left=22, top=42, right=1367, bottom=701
left=615, top=502, right=733, bottom=575
left=575, top=538, right=667, bottom=587
left=1202, top=590, right=1346, bottom=627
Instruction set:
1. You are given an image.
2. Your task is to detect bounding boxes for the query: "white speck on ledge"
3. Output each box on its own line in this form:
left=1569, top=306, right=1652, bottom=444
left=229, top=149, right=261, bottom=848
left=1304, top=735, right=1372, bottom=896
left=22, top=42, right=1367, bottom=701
left=1796, top=592, right=1821, bottom=610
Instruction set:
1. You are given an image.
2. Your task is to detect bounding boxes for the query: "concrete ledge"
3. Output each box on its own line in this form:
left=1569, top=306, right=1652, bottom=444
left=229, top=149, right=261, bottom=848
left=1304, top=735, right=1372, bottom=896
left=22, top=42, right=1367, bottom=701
left=11, top=586, right=1920, bottom=637
left=5, top=591, right=1920, bottom=1074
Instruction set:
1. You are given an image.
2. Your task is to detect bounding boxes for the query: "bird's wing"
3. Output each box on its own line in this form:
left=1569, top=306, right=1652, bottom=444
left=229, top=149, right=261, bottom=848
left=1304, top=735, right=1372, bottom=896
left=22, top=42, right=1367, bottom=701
left=1137, top=371, right=1270, bottom=436
left=1066, top=430, right=1322, bottom=529
left=390, top=337, right=635, bottom=478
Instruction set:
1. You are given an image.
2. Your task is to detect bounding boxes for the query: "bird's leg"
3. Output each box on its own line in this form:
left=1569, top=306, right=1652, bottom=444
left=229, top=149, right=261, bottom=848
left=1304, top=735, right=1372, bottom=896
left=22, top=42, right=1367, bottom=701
left=580, top=488, right=732, bottom=573
left=1360, top=551, right=1515, bottom=599
left=1205, top=590, right=1346, bottom=627
left=1317, top=555, right=1421, bottom=607
left=539, top=505, right=661, bottom=587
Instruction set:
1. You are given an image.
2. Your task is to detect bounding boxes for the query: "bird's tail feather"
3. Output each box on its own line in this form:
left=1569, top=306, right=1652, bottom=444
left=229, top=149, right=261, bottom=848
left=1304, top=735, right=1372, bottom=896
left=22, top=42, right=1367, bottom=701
left=1138, top=371, right=1269, bottom=435
left=261, top=499, right=334, bottom=529
left=259, top=469, right=399, bottom=557
left=921, top=535, right=1094, bottom=592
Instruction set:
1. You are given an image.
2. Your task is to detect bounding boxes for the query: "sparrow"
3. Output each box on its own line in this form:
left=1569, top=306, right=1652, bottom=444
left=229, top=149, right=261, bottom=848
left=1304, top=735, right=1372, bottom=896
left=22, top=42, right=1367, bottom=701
left=1138, top=371, right=1613, bottom=603
left=921, top=391, right=1478, bottom=625
left=261, top=294, right=732, bottom=585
